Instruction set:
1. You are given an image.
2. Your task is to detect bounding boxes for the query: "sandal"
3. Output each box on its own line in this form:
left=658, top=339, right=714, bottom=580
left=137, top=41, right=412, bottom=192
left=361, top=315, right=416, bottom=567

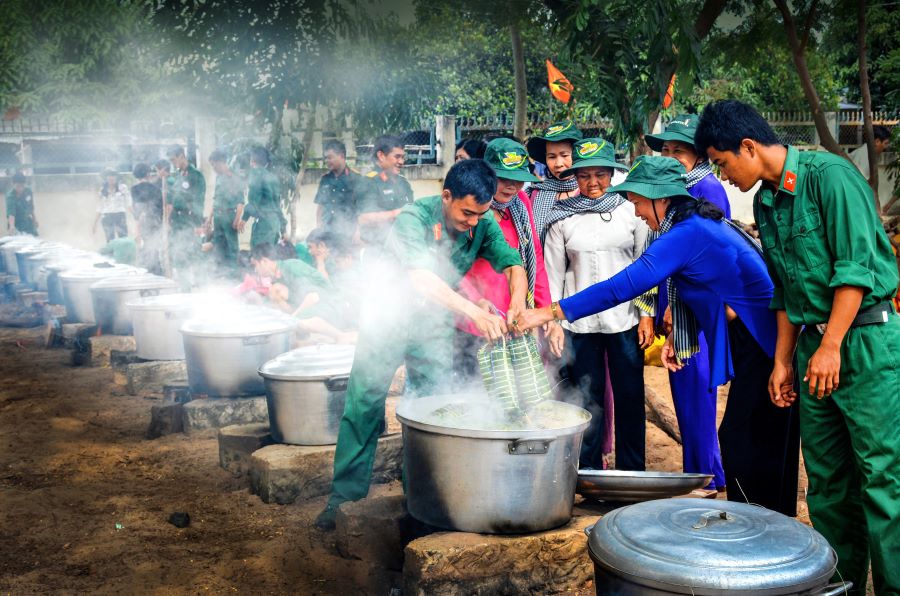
left=690, top=488, right=719, bottom=499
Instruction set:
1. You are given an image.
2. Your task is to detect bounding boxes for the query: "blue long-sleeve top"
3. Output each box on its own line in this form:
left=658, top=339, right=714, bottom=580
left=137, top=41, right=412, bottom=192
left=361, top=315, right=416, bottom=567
left=560, top=215, right=777, bottom=388
left=689, top=173, right=731, bottom=218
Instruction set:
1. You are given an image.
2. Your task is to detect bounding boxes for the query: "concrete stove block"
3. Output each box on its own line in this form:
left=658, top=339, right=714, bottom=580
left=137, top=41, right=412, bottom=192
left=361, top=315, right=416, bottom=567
left=182, top=396, right=268, bottom=433
left=58, top=323, right=96, bottom=349
left=19, top=291, right=47, bottom=307
left=402, top=515, right=600, bottom=596
left=218, top=423, right=275, bottom=477
left=146, top=398, right=185, bottom=438
left=88, top=334, right=136, bottom=367
left=249, top=433, right=403, bottom=504
left=124, top=360, right=187, bottom=395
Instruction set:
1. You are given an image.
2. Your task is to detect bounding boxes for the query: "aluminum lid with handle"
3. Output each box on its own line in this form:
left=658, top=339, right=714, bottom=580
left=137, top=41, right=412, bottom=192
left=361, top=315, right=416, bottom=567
left=259, top=344, right=356, bottom=381
left=89, top=273, right=177, bottom=292
left=587, top=498, right=838, bottom=594
left=179, top=305, right=298, bottom=338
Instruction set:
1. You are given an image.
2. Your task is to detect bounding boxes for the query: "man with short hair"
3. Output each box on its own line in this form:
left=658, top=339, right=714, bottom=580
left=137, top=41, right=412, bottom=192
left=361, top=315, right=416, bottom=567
left=357, top=135, right=414, bottom=250
left=131, top=162, right=164, bottom=274
left=315, top=159, right=527, bottom=531
left=249, top=242, right=328, bottom=315
left=242, top=146, right=283, bottom=248
left=696, top=99, right=900, bottom=595
left=850, top=124, right=891, bottom=182
left=167, top=145, right=206, bottom=285
left=315, top=139, right=363, bottom=244
left=208, top=149, right=245, bottom=276
left=5, top=171, right=37, bottom=235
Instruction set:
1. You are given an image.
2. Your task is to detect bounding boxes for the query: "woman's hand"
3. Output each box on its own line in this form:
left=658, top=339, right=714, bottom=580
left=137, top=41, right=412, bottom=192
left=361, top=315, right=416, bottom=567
left=637, top=316, right=655, bottom=349
left=543, top=321, right=565, bottom=358
left=659, top=334, right=684, bottom=372
left=516, top=306, right=554, bottom=333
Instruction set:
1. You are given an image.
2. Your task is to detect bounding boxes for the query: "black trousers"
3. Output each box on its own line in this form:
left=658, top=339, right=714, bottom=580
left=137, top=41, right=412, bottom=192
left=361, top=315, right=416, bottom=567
left=101, top=212, right=128, bottom=242
left=719, top=318, right=800, bottom=516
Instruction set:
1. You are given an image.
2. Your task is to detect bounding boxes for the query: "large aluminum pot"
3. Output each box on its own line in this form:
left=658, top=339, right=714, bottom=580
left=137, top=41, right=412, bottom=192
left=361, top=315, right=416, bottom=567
left=90, top=274, right=178, bottom=335
left=23, top=246, right=72, bottom=287
left=180, top=306, right=297, bottom=397
left=127, top=293, right=198, bottom=360
left=586, top=498, right=852, bottom=595
left=43, top=254, right=107, bottom=304
left=1, top=236, right=40, bottom=275
left=397, top=394, right=591, bottom=534
left=15, top=242, right=61, bottom=284
left=258, top=345, right=355, bottom=445
left=59, top=264, right=143, bottom=324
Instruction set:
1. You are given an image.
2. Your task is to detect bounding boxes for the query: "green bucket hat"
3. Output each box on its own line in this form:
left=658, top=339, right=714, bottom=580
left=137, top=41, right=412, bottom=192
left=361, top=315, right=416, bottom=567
left=644, top=113, right=699, bottom=153
left=560, top=137, right=627, bottom=178
left=526, top=120, right=583, bottom=165
left=483, top=138, right=540, bottom=182
left=607, top=155, right=695, bottom=200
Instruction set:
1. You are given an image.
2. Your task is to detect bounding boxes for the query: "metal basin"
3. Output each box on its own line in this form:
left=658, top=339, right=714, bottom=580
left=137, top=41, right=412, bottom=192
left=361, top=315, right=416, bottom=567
left=397, top=393, right=591, bottom=534
left=90, top=274, right=178, bottom=335
left=180, top=307, right=297, bottom=397
left=577, top=470, right=714, bottom=502
left=259, top=345, right=355, bottom=445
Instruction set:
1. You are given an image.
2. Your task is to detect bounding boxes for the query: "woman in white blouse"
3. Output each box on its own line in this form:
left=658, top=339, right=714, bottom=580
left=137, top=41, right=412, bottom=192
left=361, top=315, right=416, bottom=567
left=543, top=138, right=654, bottom=471
left=93, top=169, right=131, bottom=242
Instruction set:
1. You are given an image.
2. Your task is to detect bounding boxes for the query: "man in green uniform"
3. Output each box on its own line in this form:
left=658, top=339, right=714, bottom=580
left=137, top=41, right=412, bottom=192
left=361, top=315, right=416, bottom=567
left=6, top=172, right=37, bottom=235
left=208, top=149, right=245, bottom=277
left=249, top=242, right=329, bottom=316
left=357, top=134, right=415, bottom=251
left=167, top=145, right=206, bottom=287
left=241, top=146, right=283, bottom=248
left=696, top=100, right=900, bottom=595
left=314, top=159, right=527, bottom=531
left=315, top=139, right=363, bottom=245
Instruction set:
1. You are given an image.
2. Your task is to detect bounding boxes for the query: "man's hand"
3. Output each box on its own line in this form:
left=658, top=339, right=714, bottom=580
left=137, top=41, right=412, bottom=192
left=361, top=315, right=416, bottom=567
left=805, top=342, right=841, bottom=399
left=470, top=308, right=508, bottom=342
left=659, top=334, right=684, bottom=372
left=543, top=321, right=564, bottom=358
left=637, top=316, right=655, bottom=349
left=769, top=361, right=797, bottom=407
left=661, top=305, right=673, bottom=335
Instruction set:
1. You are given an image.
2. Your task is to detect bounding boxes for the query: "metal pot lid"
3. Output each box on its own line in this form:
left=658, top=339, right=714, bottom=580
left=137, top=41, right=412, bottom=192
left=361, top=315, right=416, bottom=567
left=90, top=273, right=177, bottom=292
left=587, top=498, right=836, bottom=594
left=59, top=264, right=143, bottom=281
left=259, top=344, right=355, bottom=380
left=126, top=292, right=197, bottom=312
left=45, top=255, right=105, bottom=272
left=180, top=306, right=297, bottom=337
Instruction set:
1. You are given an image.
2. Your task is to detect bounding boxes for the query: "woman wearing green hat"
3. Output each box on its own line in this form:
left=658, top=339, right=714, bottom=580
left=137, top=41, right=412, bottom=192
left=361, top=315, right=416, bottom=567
left=454, top=138, right=564, bottom=379
left=518, top=155, right=800, bottom=516
left=525, top=120, right=583, bottom=242
left=643, top=113, right=732, bottom=494
left=542, top=137, right=654, bottom=472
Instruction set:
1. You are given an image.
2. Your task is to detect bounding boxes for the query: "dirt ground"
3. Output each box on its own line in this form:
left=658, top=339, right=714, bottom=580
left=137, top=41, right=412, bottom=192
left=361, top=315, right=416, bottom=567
left=0, top=324, right=804, bottom=595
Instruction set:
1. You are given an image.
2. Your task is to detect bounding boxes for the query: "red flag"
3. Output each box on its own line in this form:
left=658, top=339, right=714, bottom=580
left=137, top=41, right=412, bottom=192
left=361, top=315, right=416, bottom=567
left=547, top=60, right=573, bottom=104
left=662, top=74, right=676, bottom=109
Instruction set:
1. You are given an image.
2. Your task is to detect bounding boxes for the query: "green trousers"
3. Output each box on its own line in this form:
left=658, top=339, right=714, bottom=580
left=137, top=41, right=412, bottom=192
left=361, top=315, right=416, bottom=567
left=327, top=304, right=453, bottom=507
left=211, top=213, right=239, bottom=276
left=249, top=213, right=281, bottom=248
left=797, top=314, right=900, bottom=595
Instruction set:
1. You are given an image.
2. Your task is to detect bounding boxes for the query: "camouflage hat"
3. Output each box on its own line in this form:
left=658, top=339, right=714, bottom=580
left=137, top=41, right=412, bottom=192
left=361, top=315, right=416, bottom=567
left=645, top=114, right=699, bottom=153
left=526, top=120, right=583, bottom=164
left=560, top=137, right=627, bottom=178
left=607, top=155, right=695, bottom=201
left=483, top=138, right=539, bottom=182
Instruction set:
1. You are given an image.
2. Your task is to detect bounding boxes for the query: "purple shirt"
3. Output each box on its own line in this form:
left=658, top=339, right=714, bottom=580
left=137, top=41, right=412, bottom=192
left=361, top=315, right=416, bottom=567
left=688, top=173, right=731, bottom=219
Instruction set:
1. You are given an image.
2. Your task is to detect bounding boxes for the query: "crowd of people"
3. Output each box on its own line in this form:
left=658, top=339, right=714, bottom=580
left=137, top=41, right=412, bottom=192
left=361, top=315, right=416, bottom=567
left=4, top=100, right=899, bottom=594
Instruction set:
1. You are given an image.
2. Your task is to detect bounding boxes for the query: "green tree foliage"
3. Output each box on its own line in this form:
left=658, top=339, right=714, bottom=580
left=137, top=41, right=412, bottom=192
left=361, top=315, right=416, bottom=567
left=0, top=0, right=166, bottom=121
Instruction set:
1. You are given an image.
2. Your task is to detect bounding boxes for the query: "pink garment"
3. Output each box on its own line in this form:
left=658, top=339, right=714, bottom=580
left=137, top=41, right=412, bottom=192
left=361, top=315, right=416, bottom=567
left=457, top=190, right=551, bottom=336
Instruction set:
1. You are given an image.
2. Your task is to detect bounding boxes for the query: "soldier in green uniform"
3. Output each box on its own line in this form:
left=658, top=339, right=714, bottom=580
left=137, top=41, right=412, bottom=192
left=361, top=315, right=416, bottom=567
left=249, top=242, right=329, bottom=315
left=696, top=100, right=900, bottom=595
left=5, top=172, right=37, bottom=235
left=208, top=149, right=245, bottom=277
left=315, top=159, right=527, bottom=531
left=241, top=146, right=283, bottom=248
left=167, top=145, right=206, bottom=286
left=315, top=139, right=363, bottom=245
left=357, top=135, right=415, bottom=251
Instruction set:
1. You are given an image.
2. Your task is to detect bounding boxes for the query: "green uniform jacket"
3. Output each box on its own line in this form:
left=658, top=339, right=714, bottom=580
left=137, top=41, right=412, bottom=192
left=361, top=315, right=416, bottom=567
left=385, top=195, right=523, bottom=288
left=6, top=187, right=36, bottom=235
left=243, top=167, right=283, bottom=246
left=315, top=168, right=363, bottom=242
left=170, top=165, right=206, bottom=231
left=277, top=259, right=329, bottom=308
left=212, top=173, right=245, bottom=215
left=358, top=171, right=414, bottom=246
left=754, top=146, right=899, bottom=324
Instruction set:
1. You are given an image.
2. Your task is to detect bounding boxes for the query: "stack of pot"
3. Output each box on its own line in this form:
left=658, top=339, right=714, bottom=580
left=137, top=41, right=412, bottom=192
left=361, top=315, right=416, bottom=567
left=258, top=344, right=355, bottom=445
left=180, top=306, right=297, bottom=397
left=90, top=273, right=179, bottom=335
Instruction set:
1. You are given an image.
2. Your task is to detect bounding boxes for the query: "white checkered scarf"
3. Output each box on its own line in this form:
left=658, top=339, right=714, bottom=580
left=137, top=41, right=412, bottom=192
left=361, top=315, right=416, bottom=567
left=528, top=176, right=579, bottom=245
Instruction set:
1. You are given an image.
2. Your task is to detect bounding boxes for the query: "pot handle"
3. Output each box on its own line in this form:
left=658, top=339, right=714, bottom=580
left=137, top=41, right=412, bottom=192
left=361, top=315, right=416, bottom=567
left=583, top=524, right=594, bottom=537
left=692, top=510, right=731, bottom=529
left=242, top=335, right=270, bottom=346
left=139, top=289, right=161, bottom=297
left=324, top=375, right=350, bottom=392
left=508, top=437, right=555, bottom=455
left=814, top=582, right=853, bottom=596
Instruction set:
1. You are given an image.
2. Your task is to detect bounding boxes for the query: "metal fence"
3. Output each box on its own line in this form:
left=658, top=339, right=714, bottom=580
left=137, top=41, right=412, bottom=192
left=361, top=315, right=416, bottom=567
left=759, top=110, right=899, bottom=150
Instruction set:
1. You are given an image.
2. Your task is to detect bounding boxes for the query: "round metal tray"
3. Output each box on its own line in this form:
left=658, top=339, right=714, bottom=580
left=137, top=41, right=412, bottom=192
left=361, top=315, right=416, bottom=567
left=577, top=469, right=714, bottom=502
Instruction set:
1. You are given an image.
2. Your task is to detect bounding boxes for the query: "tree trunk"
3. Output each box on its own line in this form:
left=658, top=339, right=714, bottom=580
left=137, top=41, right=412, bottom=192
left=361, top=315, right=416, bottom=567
left=292, top=106, right=316, bottom=242
left=773, top=0, right=847, bottom=158
left=857, top=0, right=880, bottom=211
left=510, top=22, right=528, bottom=143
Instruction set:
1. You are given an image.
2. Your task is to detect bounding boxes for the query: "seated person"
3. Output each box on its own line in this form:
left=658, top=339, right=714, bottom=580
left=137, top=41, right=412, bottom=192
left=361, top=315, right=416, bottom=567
left=99, top=237, right=138, bottom=265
